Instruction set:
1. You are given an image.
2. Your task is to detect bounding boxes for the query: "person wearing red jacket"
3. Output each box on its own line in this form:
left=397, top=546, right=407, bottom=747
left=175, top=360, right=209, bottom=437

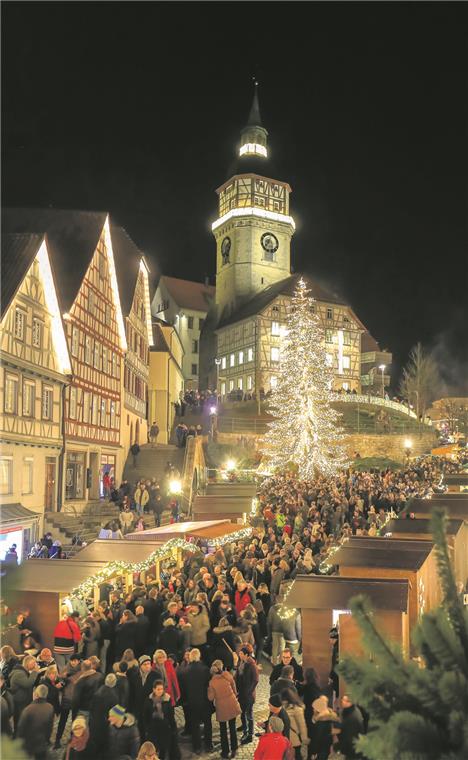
left=254, top=716, right=293, bottom=760
left=53, top=612, right=81, bottom=672
left=235, top=581, right=253, bottom=617
left=152, top=650, right=180, bottom=706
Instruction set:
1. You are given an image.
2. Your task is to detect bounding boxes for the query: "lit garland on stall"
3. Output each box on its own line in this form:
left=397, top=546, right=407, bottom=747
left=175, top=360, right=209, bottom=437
left=261, top=278, right=350, bottom=480
left=319, top=536, right=350, bottom=574
left=70, top=538, right=199, bottom=599
left=276, top=579, right=298, bottom=620
left=208, top=526, right=253, bottom=550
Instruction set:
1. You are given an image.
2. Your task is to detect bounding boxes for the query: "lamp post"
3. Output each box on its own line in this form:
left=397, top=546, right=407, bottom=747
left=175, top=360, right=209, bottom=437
left=404, top=438, right=413, bottom=466
left=378, top=364, right=386, bottom=399
left=214, top=357, right=221, bottom=396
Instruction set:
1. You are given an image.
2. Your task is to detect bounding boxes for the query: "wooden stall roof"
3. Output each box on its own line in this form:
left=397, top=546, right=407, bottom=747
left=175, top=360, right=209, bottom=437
left=286, top=576, right=408, bottom=612
left=192, top=495, right=252, bottom=515
left=4, top=560, right=107, bottom=594
left=444, top=473, right=468, bottom=486
left=206, top=483, right=257, bottom=497
left=383, top=518, right=463, bottom=537
left=332, top=537, right=433, bottom=570
left=74, top=539, right=166, bottom=564
left=126, top=520, right=241, bottom=542
left=400, top=497, right=468, bottom=520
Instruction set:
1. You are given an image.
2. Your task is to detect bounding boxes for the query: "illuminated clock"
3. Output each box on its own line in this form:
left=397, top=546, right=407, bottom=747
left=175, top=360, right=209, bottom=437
left=261, top=232, right=279, bottom=254
left=221, top=236, right=231, bottom=263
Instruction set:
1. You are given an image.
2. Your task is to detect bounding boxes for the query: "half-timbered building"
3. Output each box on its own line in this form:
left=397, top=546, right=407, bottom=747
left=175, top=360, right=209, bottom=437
left=2, top=209, right=146, bottom=506
left=113, top=226, right=154, bottom=453
left=0, top=233, right=72, bottom=549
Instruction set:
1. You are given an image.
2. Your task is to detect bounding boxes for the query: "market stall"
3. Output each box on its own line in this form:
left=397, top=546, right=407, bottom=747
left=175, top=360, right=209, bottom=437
left=400, top=495, right=468, bottom=521
left=286, top=576, right=409, bottom=688
left=191, top=495, right=253, bottom=523
left=332, top=537, right=439, bottom=644
left=0, top=503, right=40, bottom=564
left=443, top=473, right=468, bottom=493
left=74, top=539, right=171, bottom=583
left=205, top=483, right=258, bottom=498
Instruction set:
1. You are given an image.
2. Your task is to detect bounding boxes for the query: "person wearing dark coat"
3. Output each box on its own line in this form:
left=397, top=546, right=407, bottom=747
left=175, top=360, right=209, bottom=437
left=336, top=695, right=365, bottom=759
left=0, top=674, right=14, bottom=735
left=299, top=667, right=322, bottom=755
left=270, top=649, right=304, bottom=689
left=184, top=649, right=213, bottom=754
left=270, top=666, right=298, bottom=700
left=71, top=660, right=104, bottom=718
left=134, top=606, right=151, bottom=658
left=210, top=619, right=239, bottom=670
left=236, top=646, right=259, bottom=744
left=143, top=681, right=179, bottom=760
left=89, top=674, right=120, bottom=755
left=9, top=655, right=38, bottom=730
left=115, top=612, right=138, bottom=661
left=157, top=619, right=183, bottom=662
left=17, top=685, right=54, bottom=760
left=38, top=667, right=62, bottom=716
left=107, top=704, right=140, bottom=759
left=134, top=656, right=160, bottom=739
left=142, top=592, right=162, bottom=644
left=114, top=662, right=131, bottom=708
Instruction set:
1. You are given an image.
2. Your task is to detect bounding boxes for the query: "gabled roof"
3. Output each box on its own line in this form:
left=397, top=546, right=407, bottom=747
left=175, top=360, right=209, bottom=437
left=1, top=233, right=44, bottom=319
left=151, top=322, right=171, bottom=352
left=161, top=275, right=215, bottom=312
left=2, top=208, right=107, bottom=313
left=110, top=224, right=149, bottom=318
left=216, top=273, right=350, bottom=330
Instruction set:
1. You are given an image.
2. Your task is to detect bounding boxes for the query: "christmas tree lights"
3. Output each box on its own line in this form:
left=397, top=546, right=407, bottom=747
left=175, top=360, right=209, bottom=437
left=262, top=278, right=350, bottom=478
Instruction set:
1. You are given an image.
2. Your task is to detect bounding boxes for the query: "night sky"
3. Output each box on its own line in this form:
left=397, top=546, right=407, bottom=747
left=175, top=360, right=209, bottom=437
left=3, top=2, right=467, bottom=391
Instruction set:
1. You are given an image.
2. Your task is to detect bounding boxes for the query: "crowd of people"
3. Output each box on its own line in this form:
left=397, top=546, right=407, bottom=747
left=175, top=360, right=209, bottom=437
left=1, top=452, right=466, bottom=760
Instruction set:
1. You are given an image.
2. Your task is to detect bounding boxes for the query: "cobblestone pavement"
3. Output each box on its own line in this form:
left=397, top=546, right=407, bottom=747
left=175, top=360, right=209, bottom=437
left=49, top=663, right=272, bottom=759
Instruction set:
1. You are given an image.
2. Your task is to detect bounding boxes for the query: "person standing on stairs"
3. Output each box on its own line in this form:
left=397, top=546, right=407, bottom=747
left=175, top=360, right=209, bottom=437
left=149, top=422, right=159, bottom=448
left=130, top=441, right=141, bottom=468
left=134, top=483, right=149, bottom=518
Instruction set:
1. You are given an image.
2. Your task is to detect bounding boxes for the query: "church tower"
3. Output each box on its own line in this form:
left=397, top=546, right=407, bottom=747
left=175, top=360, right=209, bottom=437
left=212, top=83, right=295, bottom=320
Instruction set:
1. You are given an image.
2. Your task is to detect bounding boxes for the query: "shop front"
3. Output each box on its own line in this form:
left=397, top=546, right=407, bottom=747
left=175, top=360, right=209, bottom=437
left=0, top=504, right=40, bottom=563
left=65, top=451, right=86, bottom=500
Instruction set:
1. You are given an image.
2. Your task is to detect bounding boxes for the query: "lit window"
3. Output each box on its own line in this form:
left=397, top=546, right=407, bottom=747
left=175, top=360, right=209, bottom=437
left=229, top=380, right=234, bottom=391
left=343, top=331, right=351, bottom=346
left=343, top=356, right=351, bottom=370
left=230, top=354, right=235, bottom=367
left=247, top=375, right=252, bottom=390
left=89, top=290, right=95, bottom=314
left=248, top=348, right=254, bottom=362
left=270, top=375, right=278, bottom=388
left=326, top=353, right=333, bottom=367
left=327, top=308, right=333, bottom=320
left=221, top=382, right=226, bottom=396
left=192, top=339, right=199, bottom=353
left=342, top=382, right=350, bottom=390
left=100, top=398, right=107, bottom=426
left=71, top=327, right=79, bottom=357
left=325, top=330, right=333, bottom=344
left=42, top=386, right=53, bottom=420
left=91, top=394, right=98, bottom=426
left=272, top=321, right=280, bottom=336
left=22, top=458, right=33, bottom=495
left=110, top=400, right=116, bottom=429
left=238, top=351, right=244, bottom=365
left=221, top=357, right=226, bottom=370
left=94, top=342, right=101, bottom=369
left=238, top=378, right=243, bottom=390
left=102, top=346, right=108, bottom=374
left=85, top=336, right=93, bottom=364
left=14, top=309, right=26, bottom=340
left=69, top=387, right=77, bottom=419
left=32, top=318, right=42, bottom=348
left=0, top=457, right=13, bottom=496
left=4, top=375, right=18, bottom=414
left=23, top=381, right=35, bottom=417
left=271, top=347, right=280, bottom=362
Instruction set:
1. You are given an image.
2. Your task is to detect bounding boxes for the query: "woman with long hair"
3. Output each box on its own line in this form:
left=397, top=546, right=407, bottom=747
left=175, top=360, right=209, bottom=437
left=137, top=741, right=160, bottom=760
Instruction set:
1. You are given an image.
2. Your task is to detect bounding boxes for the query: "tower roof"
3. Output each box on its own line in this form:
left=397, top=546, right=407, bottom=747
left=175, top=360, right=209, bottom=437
left=245, top=80, right=263, bottom=128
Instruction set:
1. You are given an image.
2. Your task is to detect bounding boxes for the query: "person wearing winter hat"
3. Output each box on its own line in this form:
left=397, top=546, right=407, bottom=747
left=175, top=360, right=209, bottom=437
left=88, top=673, right=119, bottom=755
left=311, top=694, right=339, bottom=760
left=107, top=704, right=140, bottom=758
left=254, top=716, right=293, bottom=760
left=63, top=714, right=93, bottom=759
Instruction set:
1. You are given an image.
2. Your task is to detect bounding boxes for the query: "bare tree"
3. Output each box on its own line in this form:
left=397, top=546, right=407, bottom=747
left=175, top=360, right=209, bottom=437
left=399, top=342, right=440, bottom=420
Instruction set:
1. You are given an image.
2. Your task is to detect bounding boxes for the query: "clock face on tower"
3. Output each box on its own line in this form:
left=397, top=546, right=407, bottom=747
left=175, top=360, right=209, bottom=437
left=221, top=236, right=231, bottom=264
left=261, top=232, right=279, bottom=254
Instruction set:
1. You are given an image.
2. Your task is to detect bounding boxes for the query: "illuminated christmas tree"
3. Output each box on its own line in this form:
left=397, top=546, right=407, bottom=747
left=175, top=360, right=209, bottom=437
left=262, top=277, right=349, bottom=478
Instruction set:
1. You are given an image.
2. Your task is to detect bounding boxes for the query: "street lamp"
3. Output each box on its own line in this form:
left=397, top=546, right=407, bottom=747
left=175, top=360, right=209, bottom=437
left=169, top=479, right=182, bottom=495
left=404, top=438, right=413, bottom=465
left=378, top=364, right=386, bottom=399
left=214, top=358, right=221, bottom=396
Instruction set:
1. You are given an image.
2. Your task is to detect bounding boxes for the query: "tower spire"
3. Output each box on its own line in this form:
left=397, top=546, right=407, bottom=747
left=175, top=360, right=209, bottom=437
left=239, top=78, right=268, bottom=159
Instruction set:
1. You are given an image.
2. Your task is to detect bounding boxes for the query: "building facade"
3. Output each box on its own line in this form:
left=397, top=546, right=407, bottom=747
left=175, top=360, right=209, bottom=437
left=148, top=319, right=185, bottom=444
left=360, top=332, right=392, bottom=395
left=200, top=84, right=372, bottom=393
left=152, top=275, right=215, bottom=389
left=3, top=209, right=151, bottom=507
left=0, top=233, right=72, bottom=549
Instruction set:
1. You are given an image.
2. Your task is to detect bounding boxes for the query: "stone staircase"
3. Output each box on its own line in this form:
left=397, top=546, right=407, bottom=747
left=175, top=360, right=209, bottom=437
left=44, top=503, right=119, bottom=558
left=122, top=443, right=186, bottom=486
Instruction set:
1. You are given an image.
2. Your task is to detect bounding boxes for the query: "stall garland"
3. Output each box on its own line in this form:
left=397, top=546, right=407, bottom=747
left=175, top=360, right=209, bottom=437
left=70, top=528, right=253, bottom=600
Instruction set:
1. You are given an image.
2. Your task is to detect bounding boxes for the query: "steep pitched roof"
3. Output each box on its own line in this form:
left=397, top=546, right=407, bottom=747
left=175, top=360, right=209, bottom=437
left=161, top=275, right=215, bottom=312
left=151, top=322, right=171, bottom=352
left=110, top=224, right=148, bottom=317
left=1, top=233, right=44, bottom=319
left=2, top=208, right=106, bottom=312
left=216, top=273, right=347, bottom=330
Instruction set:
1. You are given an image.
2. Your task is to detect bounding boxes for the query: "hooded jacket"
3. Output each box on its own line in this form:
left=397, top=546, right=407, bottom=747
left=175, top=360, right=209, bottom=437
left=72, top=669, right=104, bottom=716
left=9, top=663, right=37, bottom=716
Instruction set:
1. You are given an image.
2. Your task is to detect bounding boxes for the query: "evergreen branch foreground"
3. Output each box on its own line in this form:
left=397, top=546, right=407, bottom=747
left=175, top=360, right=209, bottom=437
left=338, top=508, right=468, bottom=760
